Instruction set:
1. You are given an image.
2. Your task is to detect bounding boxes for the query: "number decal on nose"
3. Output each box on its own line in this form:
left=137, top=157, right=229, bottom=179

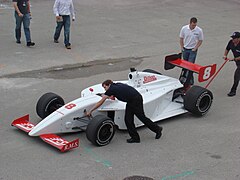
left=65, top=103, right=76, bottom=109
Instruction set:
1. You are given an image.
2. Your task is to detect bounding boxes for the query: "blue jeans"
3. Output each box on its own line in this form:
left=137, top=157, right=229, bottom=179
left=54, top=15, right=71, bottom=46
left=15, top=12, right=31, bottom=42
left=179, top=49, right=198, bottom=85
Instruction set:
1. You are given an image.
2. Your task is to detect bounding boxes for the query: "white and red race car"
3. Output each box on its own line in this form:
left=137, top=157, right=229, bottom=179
left=11, top=53, right=217, bottom=152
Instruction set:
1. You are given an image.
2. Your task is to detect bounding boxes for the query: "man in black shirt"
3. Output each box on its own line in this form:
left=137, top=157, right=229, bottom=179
left=223, top=32, right=240, bottom=96
left=86, top=79, right=163, bottom=143
left=12, top=0, right=35, bottom=46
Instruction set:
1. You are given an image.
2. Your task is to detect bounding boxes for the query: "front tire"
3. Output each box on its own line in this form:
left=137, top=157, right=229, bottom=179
left=36, top=92, right=65, bottom=119
left=183, top=86, right=213, bottom=116
left=86, top=115, right=115, bottom=146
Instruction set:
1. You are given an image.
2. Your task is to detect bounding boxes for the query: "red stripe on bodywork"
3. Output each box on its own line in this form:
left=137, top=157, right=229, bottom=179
left=56, top=110, right=64, bottom=115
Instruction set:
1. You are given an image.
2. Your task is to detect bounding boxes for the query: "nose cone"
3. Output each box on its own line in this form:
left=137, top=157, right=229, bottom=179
left=29, top=112, right=63, bottom=136
left=29, top=123, right=49, bottom=136
left=29, top=119, right=57, bottom=136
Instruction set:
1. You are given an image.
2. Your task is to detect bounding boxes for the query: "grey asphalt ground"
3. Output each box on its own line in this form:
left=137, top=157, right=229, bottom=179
left=0, top=0, right=240, bottom=180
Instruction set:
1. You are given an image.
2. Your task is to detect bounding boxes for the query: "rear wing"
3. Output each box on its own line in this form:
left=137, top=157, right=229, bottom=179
left=11, top=114, right=79, bottom=152
left=164, top=53, right=217, bottom=82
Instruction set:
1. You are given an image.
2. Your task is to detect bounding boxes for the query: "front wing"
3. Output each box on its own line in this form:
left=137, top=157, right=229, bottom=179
left=11, top=114, right=79, bottom=152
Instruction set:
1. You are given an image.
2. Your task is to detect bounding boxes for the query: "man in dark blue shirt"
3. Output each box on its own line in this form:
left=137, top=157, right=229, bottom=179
left=223, top=32, right=240, bottom=96
left=86, top=79, right=163, bottom=143
left=12, top=0, right=35, bottom=46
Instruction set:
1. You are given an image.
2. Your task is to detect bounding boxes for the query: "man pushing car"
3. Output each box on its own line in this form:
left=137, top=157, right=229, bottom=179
left=86, top=79, right=163, bottom=143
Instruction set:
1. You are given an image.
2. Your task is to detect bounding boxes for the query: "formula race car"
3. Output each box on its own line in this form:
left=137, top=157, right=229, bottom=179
left=11, top=53, right=217, bottom=152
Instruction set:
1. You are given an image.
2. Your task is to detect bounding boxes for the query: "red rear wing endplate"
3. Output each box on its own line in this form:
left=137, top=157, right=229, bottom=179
left=11, top=114, right=79, bottom=152
left=164, top=53, right=216, bottom=82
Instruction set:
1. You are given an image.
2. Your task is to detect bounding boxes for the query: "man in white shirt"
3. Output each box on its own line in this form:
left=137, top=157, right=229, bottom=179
left=179, top=17, right=204, bottom=90
left=53, top=0, right=75, bottom=49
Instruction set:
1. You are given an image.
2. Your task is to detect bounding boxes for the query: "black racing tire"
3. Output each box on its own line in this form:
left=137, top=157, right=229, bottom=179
left=36, top=92, right=65, bottom=119
left=183, top=85, right=213, bottom=116
left=143, top=69, right=162, bottom=75
left=86, top=115, right=115, bottom=146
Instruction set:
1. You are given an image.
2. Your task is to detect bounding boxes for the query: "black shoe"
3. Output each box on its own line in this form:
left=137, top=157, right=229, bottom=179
left=126, top=138, right=140, bottom=143
left=16, top=40, right=21, bottom=44
left=27, top=42, right=35, bottom=47
left=227, top=91, right=236, bottom=97
left=155, top=127, right=163, bottom=139
left=65, top=44, right=71, bottom=49
left=54, top=39, right=59, bottom=43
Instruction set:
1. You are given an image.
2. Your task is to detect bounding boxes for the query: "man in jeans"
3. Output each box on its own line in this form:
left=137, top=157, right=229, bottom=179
left=179, top=17, right=203, bottom=90
left=13, top=0, right=35, bottom=47
left=53, top=0, right=75, bottom=49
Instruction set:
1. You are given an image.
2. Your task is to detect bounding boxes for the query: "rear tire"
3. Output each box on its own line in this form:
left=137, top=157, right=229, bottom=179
left=86, top=115, right=115, bottom=146
left=183, top=86, right=213, bottom=116
left=36, top=92, right=65, bottom=119
left=143, top=69, right=162, bottom=75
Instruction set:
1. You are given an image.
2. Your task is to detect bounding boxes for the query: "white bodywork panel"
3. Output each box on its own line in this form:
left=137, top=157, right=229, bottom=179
left=29, top=70, right=187, bottom=136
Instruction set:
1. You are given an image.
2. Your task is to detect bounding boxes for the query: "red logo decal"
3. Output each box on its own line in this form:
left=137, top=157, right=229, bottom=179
left=63, top=140, right=79, bottom=151
left=143, top=75, right=157, bottom=84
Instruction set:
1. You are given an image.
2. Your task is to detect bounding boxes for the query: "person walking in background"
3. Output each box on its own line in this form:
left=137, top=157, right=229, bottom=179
left=179, top=17, right=203, bottom=90
left=13, top=0, right=35, bottom=47
left=86, top=80, right=163, bottom=143
left=53, top=0, right=75, bottom=49
left=223, top=32, right=240, bottom=97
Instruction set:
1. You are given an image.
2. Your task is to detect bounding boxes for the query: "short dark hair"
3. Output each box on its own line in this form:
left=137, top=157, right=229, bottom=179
left=102, top=79, right=113, bottom=87
left=190, top=17, right=197, bottom=23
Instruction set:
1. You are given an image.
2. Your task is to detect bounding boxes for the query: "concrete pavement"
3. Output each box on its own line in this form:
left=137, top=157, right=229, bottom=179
left=0, top=0, right=240, bottom=179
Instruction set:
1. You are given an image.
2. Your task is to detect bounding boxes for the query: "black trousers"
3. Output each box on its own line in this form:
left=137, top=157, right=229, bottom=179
left=230, top=66, right=240, bottom=92
left=124, top=95, right=160, bottom=140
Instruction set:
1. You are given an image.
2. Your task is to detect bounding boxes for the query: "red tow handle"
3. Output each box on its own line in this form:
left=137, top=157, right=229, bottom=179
left=205, top=58, right=230, bottom=89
